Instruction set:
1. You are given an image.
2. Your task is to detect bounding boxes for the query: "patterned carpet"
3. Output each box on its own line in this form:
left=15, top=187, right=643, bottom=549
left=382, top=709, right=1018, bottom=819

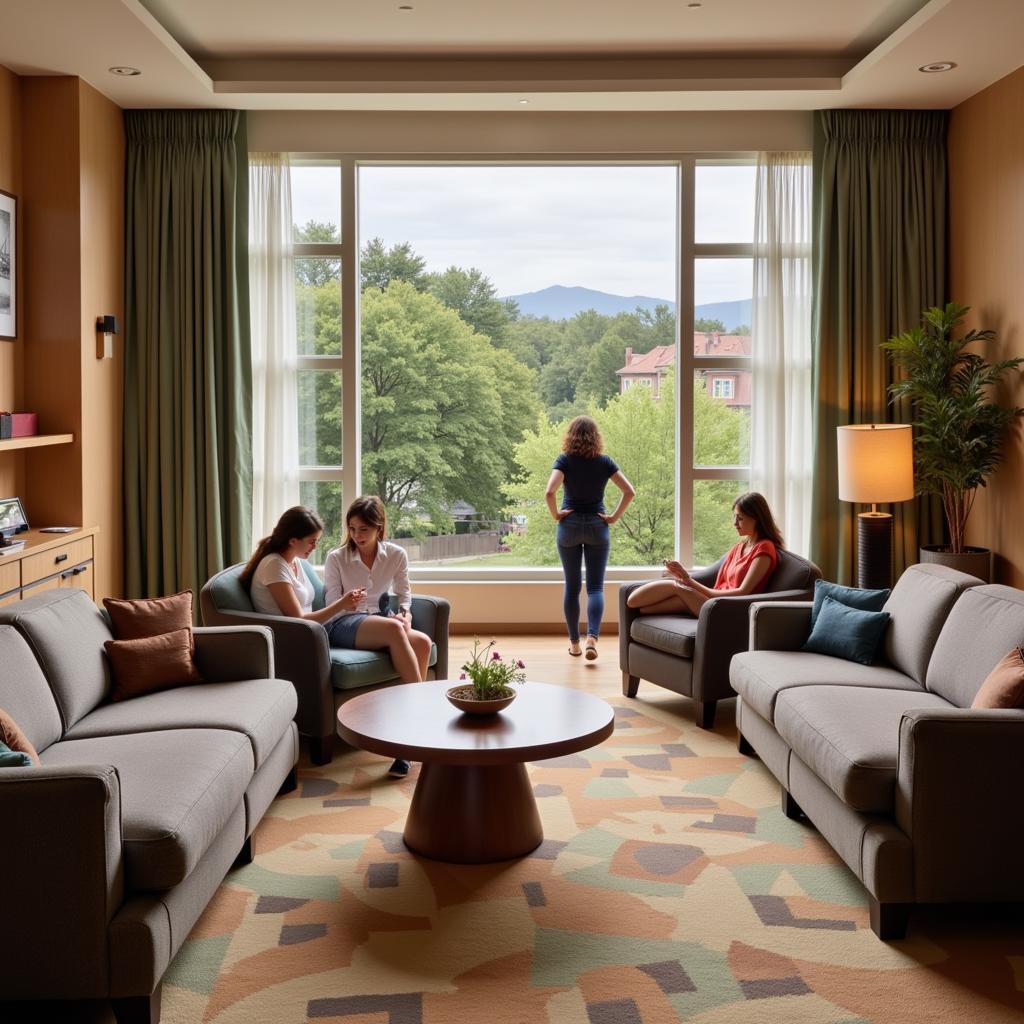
left=161, top=654, right=1024, bottom=1024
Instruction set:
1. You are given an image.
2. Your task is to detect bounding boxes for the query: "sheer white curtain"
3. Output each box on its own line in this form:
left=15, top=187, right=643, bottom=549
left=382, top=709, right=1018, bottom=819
left=750, top=151, right=813, bottom=556
left=249, top=152, right=299, bottom=542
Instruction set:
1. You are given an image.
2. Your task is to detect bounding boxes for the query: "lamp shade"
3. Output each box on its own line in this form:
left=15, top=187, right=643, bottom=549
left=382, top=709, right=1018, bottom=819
left=837, top=424, right=914, bottom=504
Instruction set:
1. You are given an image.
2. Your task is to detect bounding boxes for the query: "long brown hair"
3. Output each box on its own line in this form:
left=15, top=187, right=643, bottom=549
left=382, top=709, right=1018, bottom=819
left=345, top=495, right=387, bottom=552
left=240, top=506, right=324, bottom=588
left=734, top=492, right=784, bottom=549
left=562, top=415, right=604, bottom=458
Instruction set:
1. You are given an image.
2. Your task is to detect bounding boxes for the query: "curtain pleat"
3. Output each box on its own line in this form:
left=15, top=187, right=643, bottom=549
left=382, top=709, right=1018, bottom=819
left=809, top=110, right=947, bottom=585
left=124, top=110, right=252, bottom=599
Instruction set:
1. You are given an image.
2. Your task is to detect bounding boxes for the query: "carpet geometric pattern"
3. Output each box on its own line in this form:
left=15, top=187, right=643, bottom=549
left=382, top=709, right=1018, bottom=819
left=161, top=678, right=1024, bottom=1024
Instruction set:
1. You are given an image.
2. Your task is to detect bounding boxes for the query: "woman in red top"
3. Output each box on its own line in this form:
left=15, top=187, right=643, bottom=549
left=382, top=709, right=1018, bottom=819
left=627, top=492, right=783, bottom=616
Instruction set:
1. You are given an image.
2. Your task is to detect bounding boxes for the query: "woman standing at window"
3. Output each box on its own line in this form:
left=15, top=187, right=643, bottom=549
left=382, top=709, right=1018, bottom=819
left=546, top=415, right=635, bottom=660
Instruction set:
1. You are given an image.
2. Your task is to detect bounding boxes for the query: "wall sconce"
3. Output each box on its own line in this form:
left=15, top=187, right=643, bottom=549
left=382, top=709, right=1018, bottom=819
left=837, top=424, right=915, bottom=589
left=96, top=315, right=118, bottom=359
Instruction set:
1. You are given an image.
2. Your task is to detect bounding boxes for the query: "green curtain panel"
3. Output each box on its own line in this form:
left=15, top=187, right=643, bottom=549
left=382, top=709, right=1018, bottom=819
left=810, top=109, right=947, bottom=586
left=124, top=110, right=252, bottom=599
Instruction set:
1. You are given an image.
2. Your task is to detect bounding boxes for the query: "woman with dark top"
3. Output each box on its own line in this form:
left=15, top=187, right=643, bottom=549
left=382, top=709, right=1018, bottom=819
left=626, top=491, right=783, bottom=616
left=546, top=415, right=635, bottom=660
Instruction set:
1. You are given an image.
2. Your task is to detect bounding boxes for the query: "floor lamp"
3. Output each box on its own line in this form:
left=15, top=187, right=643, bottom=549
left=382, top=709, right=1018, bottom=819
left=837, top=424, right=914, bottom=590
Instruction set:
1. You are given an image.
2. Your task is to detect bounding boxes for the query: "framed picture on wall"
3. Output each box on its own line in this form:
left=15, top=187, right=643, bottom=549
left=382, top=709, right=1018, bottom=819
left=0, top=189, right=15, bottom=340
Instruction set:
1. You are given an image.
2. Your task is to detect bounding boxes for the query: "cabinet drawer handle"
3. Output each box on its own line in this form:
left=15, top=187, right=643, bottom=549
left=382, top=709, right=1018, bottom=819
left=55, top=554, right=68, bottom=564
left=61, top=569, right=75, bottom=580
left=73, top=566, right=86, bottom=575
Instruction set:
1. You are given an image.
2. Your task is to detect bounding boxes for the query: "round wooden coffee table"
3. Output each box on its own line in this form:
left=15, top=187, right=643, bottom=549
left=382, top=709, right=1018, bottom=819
left=336, top=680, right=615, bottom=863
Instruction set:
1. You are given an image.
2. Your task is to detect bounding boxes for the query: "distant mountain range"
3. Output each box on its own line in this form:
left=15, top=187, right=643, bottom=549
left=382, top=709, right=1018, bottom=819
left=502, top=285, right=752, bottom=330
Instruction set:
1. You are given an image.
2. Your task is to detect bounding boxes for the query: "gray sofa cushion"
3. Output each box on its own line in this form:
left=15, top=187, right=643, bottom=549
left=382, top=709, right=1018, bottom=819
left=0, top=625, right=63, bottom=753
left=41, top=728, right=253, bottom=891
left=730, top=649, right=921, bottom=723
left=774, top=685, right=952, bottom=813
left=65, top=679, right=297, bottom=769
left=629, top=615, right=698, bottom=660
left=329, top=643, right=437, bottom=691
left=926, top=585, right=1024, bottom=708
left=881, top=563, right=982, bottom=684
left=0, top=589, right=113, bottom=731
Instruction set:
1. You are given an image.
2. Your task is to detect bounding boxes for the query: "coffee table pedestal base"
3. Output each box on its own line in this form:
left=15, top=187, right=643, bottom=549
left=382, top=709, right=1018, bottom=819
left=404, top=762, right=543, bottom=863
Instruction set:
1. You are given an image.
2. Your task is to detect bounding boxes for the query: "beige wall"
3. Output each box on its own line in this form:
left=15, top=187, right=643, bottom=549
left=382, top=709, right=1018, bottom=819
left=249, top=109, right=812, bottom=154
left=950, top=65, right=1024, bottom=586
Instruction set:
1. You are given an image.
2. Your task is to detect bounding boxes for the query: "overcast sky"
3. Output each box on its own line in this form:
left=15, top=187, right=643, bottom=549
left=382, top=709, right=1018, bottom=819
left=290, top=163, right=755, bottom=303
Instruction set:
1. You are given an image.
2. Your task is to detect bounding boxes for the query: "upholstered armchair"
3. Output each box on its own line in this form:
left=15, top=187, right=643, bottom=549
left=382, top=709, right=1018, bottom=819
left=201, top=562, right=450, bottom=764
left=618, top=549, right=820, bottom=728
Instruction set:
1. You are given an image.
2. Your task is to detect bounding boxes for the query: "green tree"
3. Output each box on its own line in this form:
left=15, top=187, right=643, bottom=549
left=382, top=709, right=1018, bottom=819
left=695, top=317, right=727, bottom=333
left=576, top=330, right=627, bottom=407
left=427, top=266, right=517, bottom=341
left=498, top=316, right=565, bottom=371
left=733, top=324, right=751, bottom=335
left=360, top=238, right=429, bottom=292
left=360, top=281, right=539, bottom=534
left=295, top=220, right=340, bottom=285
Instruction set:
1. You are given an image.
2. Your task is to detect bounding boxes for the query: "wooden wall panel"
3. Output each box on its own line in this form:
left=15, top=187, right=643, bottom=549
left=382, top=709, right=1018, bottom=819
left=21, top=77, right=83, bottom=529
left=78, top=80, right=124, bottom=600
left=950, top=65, right=1024, bottom=586
left=0, top=67, right=23, bottom=501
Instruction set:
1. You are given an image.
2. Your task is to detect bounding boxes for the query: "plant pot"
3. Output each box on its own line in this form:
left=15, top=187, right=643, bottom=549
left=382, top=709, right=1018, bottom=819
left=918, top=545, right=993, bottom=583
left=446, top=684, right=517, bottom=715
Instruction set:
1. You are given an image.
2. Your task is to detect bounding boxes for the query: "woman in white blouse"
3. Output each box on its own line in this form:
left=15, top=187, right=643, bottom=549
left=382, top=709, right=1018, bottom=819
left=323, top=495, right=432, bottom=685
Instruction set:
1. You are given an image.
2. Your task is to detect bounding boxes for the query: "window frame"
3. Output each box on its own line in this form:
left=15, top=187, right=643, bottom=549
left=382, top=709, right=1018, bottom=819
left=288, top=153, right=755, bottom=578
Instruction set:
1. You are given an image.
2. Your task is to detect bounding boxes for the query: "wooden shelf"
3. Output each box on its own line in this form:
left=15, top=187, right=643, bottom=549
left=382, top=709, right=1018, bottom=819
left=0, top=433, right=74, bottom=452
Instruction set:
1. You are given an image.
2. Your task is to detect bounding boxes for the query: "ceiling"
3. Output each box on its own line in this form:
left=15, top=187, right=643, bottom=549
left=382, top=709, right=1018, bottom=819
left=2, top=0, right=1022, bottom=111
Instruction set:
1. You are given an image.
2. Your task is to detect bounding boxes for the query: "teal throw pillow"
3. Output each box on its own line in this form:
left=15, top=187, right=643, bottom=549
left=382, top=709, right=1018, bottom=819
left=810, top=579, right=890, bottom=627
left=0, top=740, right=32, bottom=768
left=802, top=595, right=891, bottom=666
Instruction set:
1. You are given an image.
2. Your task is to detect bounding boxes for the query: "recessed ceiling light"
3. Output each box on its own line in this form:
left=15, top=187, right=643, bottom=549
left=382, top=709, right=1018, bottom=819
left=519, top=99, right=529, bottom=105
left=108, top=66, right=142, bottom=77
left=918, top=61, right=957, bottom=73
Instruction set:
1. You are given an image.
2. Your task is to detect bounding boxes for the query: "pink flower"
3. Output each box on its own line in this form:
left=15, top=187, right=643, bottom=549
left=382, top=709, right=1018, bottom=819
left=516, top=659, right=526, bottom=669
left=459, top=672, right=466, bottom=680
left=492, top=651, right=502, bottom=661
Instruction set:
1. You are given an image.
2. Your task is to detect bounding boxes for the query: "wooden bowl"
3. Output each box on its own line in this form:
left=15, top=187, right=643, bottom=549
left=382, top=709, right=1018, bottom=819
left=446, top=684, right=517, bottom=715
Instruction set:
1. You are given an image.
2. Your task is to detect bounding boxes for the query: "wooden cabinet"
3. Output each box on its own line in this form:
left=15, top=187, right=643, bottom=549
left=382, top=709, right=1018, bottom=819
left=0, top=528, right=97, bottom=604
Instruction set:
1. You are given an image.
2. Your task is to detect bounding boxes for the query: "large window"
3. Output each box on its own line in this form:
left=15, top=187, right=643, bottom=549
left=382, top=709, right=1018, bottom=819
left=289, top=157, right=756, bottom=570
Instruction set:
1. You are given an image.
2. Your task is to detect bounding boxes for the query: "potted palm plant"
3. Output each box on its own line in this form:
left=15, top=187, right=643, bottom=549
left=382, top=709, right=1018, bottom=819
left=882, top=303, right=1024, bottom=582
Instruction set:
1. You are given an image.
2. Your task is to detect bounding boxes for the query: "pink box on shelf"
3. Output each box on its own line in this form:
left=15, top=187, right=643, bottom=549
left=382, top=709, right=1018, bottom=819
left=10, top=413, right=38, bottom=437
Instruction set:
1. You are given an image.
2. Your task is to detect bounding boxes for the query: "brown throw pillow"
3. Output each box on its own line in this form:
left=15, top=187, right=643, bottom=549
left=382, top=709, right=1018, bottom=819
left=0, top=707, right=40, bottom=764
left=103, top=590, right=193, bottom=640
left=972, top=648, right=1024, bottom=709
left=104, top=628, right=204, bottom=703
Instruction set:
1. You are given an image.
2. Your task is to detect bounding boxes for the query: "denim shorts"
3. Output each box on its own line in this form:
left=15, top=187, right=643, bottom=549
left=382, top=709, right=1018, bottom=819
left=556, top=513, right=610, bottom=548
left=325, top=612, right=369, bottom=648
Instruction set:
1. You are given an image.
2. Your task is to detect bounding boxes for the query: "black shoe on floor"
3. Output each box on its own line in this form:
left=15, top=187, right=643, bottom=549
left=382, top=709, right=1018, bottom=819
left=387, top=758, right=410, bottom=778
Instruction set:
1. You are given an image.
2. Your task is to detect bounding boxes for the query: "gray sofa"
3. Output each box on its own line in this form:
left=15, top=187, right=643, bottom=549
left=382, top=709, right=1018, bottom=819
left=619, top=548, right=821, bottom=727
left=730, top=563, right=1024, bottom=939
left=200, top=561, right=450, bottom=765
left=0, top=588, right=299, bottom=1024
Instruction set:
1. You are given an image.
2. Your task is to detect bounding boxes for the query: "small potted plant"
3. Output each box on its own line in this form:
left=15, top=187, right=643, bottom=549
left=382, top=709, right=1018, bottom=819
left=883, top=302, right=1024, bottom=581
left=447, top=638, right=526, bottom=714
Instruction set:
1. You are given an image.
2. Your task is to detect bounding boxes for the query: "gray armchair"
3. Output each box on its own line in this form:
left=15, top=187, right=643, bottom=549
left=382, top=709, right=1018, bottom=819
left=618, top=548, right=820, bottom=728
left=200, top=561, right=450, bottom=765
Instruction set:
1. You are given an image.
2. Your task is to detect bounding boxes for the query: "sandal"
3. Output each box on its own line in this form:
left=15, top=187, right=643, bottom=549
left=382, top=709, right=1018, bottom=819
left=585, top=639, right=598, bottom=661
left=568, top=642, right=582, bottom=657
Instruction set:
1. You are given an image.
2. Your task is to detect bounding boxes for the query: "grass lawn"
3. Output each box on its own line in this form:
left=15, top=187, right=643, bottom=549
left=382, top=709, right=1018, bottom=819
left=416, top=552, right=538, bottom=568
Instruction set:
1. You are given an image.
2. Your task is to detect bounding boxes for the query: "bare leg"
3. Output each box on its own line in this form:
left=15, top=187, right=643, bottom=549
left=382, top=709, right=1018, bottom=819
left=626, top=580, right=709, bottom=616
left=408, top=628, right=432, bottom=679
left=355, top=616, right=423, bottom=682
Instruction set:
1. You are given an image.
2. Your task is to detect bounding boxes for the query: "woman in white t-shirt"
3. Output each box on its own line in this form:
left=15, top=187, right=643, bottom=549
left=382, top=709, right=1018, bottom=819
left=239, top=506, right=363, bottom=625
left=323, top=496, right=432, bottom=685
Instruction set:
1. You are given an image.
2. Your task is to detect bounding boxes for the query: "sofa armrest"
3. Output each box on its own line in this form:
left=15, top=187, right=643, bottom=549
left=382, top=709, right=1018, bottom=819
left=193, top=625, right=274, bottom=681
left=200, top=608, right=332, bottom=740
left=896, top=708, right=1024, bottom=901
left=691, top=591, right=805, bottom=702
left=409, top=594, right=451, bottom=679
left=748, top=600, right=813, bottom=651
left=0, top=765, right=123, bottom=998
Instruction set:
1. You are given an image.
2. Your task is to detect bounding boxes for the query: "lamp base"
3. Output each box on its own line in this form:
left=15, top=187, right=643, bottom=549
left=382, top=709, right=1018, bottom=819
left=857, top=511, right=894, bottom=590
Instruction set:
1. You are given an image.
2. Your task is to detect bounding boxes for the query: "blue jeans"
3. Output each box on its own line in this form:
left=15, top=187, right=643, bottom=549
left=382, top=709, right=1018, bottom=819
left=556, top=513, right=610, bottom=642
